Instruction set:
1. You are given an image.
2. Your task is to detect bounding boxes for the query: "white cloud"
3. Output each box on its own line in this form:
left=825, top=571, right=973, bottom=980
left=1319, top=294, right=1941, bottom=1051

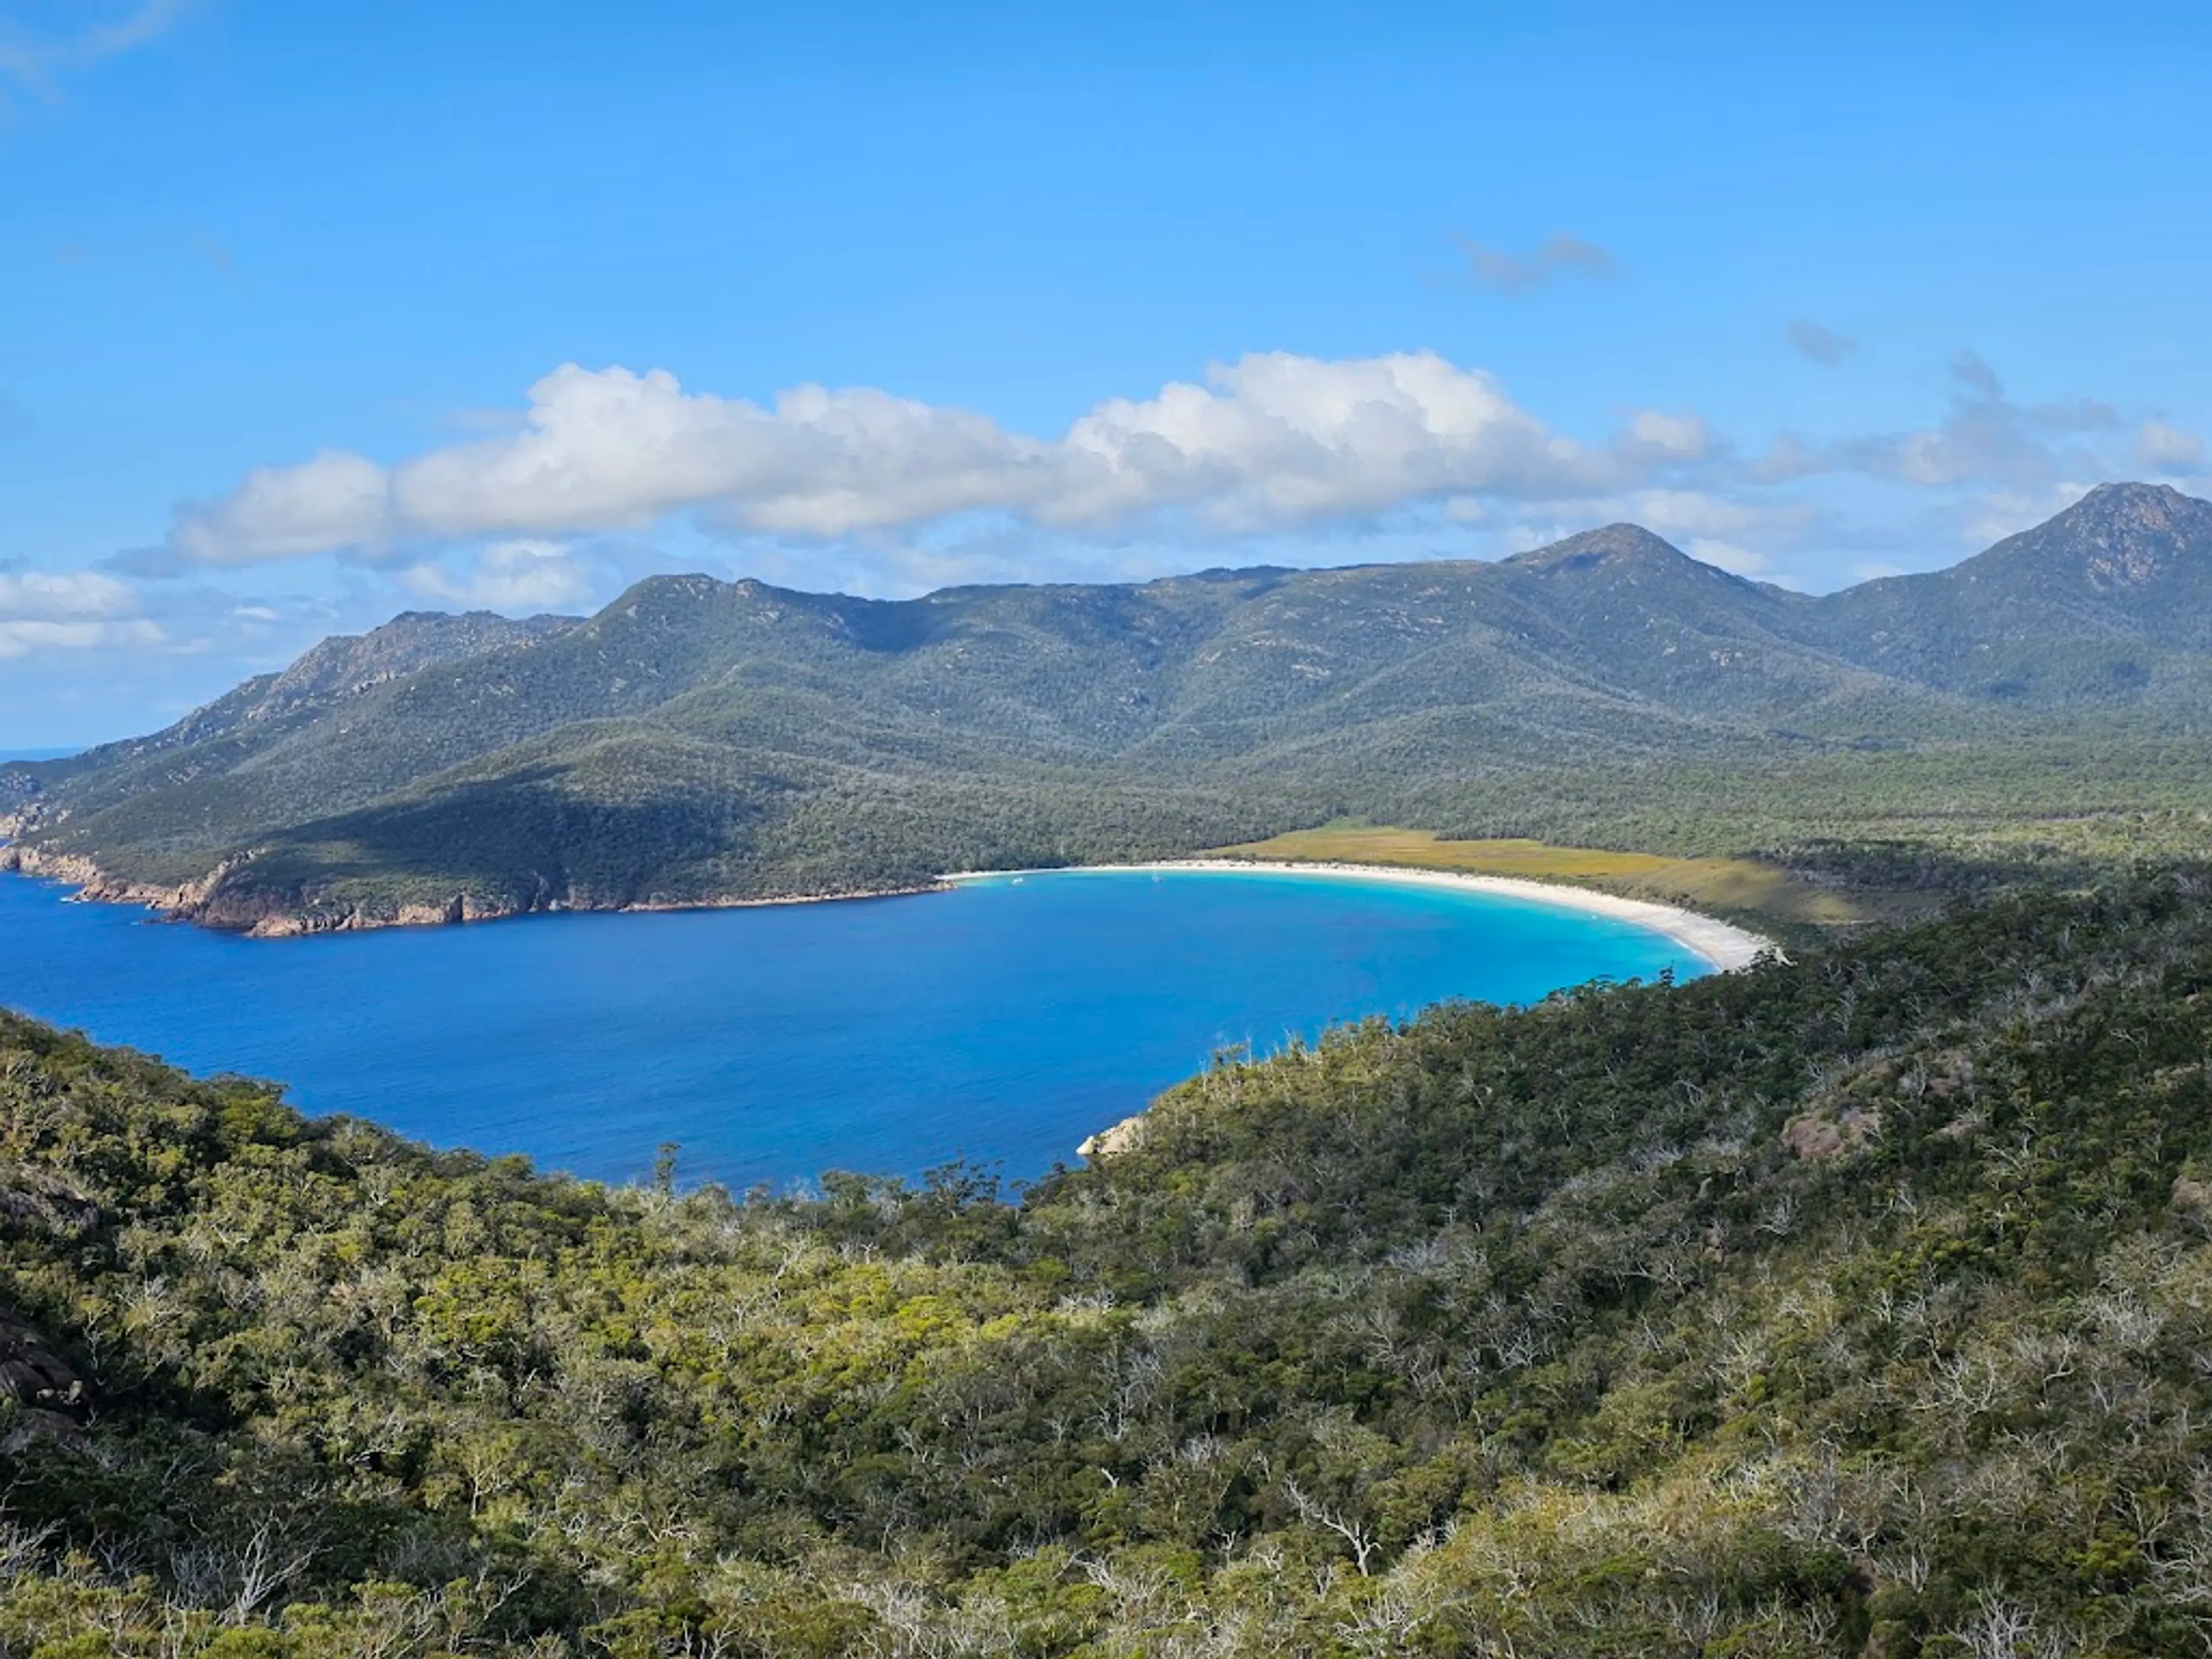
left=398, top=540, right=597, bottom=612
left=139, top=344, right=2211, bottom=608
left=170, top=352, right=1663, bottom=563
left=1622, top=411, right=1714, bottom=460
left=1052, top=352, right=1613, bottom=529
left=175, top=449, right=392, bottom=565
left=1683, top=538, right=1767, bottom=577
left=0, top=619, right=165, bottom=658
left=0, top=566, right=344, bottom=666
left=0, top=569, right=165, bottom=658
left=1610, top=488, right=1792, bottom=540
left=0, top=568, right=141, bottom=620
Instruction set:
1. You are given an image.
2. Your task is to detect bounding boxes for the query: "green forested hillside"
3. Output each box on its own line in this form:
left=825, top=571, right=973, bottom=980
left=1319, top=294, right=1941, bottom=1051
left=6, top=484, right=2212, bottom=930
left=23, top=609, right=581, bottom=784
left=1812, top=482, right=2212, bottom=703
left=5, top=874, right=2212, bottom=1654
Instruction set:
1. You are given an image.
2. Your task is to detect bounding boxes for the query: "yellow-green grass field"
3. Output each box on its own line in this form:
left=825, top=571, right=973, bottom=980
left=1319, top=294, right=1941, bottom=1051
left=1209, top=824, right=1870, bottom=935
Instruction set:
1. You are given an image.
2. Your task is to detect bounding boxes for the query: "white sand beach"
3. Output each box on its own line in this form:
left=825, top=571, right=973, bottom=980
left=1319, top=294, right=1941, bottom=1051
left=940, top=858, right=1778, bottom=974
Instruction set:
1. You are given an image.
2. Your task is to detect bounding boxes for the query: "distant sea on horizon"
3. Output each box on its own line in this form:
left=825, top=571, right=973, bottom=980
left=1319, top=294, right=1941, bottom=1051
left=0, top=866, right=1698, bottom=1190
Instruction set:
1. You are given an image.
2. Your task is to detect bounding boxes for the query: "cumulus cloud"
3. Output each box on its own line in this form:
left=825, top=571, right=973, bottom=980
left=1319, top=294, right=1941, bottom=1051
left=127, top=342, right=2209, bottom=611
left=1052, top=353, right=1622, bottom=529
left=169, top=352, right=1696, bottom=565
left=0, top=620, right=165, bottom=659
left=1620, top=410, right=1714, bottom=460
left=0, top=568, right=142, bottom=619
left=0, top=565, right=348, bottom=672
left=0, top=569, right=164, bottom=659
left=1786, top=319, right=1854, bottom=365
left=175, top=449, right=393, bottom=565
left=397, top=541, right=598, bottom=612
left=1681, top=539, right=1767, bottom=576
left=1456, top=232, right=1618, bottom=294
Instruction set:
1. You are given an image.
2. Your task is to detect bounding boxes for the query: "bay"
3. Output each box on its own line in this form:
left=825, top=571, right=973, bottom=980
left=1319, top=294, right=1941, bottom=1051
left=0, top=866, right=1696, bottom=1189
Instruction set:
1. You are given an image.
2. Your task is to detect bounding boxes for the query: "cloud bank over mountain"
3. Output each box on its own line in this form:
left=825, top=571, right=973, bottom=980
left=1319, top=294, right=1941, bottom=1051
left=7, top=339, right=2210, bottom=751
left=169, top=353, right=1699, bottom=563
left=150, top=346, right=2207, bottom=592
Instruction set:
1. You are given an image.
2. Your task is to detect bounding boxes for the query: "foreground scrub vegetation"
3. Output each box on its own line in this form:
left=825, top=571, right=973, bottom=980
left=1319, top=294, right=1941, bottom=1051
left=6, top=873, right=2212, bottom=1655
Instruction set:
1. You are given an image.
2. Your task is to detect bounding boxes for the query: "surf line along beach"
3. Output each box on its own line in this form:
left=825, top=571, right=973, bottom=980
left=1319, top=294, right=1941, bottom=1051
left=940, top=858, right=1778, bottom=974
left=940, top=858, right=1782, bottom=1160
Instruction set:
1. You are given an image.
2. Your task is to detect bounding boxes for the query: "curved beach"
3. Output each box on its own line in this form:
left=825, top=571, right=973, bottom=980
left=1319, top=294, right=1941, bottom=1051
left=942, top=858, right=1778, bottom=974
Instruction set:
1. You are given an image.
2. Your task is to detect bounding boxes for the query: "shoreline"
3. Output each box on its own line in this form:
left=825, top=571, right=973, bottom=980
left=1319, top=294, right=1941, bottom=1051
left=941, top=858, right=1779, bottom=974
left=5, top=844, right=1778, bottom=970
left=0, top=842, right=938, bottom=936
left=6, top=849, right=1775, bottom=1168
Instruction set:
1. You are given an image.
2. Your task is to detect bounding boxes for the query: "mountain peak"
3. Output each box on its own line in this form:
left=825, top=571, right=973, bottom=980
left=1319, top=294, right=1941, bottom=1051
left=1502, top=523, right=1692, bottom=575
left=1972, top=482, right=2212, bottom=597
left=279, top=609, right=575, bottom=683
left=623, top=573, right=732, bottom=604
left=2077, top=479, right=2191, bottom=502
left=2055, top=480, right=2203, bottom=533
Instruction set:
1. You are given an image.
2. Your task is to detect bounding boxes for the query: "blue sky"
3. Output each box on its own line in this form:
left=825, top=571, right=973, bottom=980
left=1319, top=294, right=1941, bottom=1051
left=3, top=1, right=2209, bottom=745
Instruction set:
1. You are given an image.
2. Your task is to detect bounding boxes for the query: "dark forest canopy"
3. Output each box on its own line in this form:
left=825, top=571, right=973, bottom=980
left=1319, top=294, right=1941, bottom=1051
left=6, top=869, right=2212, bottom=1654
left=9, top=483, right=2212, bottom=931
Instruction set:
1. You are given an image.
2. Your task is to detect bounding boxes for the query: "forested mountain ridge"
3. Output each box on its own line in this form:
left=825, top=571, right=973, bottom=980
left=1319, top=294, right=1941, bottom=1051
left=4, top=873, right=2212, bottom=1654
left=5, top=483, right=2210, bottom=931
left=1809, top=482, right=2212, bottom=702
left=30, top=608, right=581, bottom=782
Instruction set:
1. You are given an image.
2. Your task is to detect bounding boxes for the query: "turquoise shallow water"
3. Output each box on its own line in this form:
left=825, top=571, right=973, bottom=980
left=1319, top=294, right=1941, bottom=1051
left=0, top=866, right=1696, bottom=1188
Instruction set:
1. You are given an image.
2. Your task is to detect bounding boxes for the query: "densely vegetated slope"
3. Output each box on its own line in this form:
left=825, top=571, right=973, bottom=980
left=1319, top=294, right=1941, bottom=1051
left=3, top=875, right=2211, bottom=1654
left=31, top=608, right=581, bottom=784
left=6, top=484, right=2210, bottom=929
left=1812, top=482, right=2212, bottom=705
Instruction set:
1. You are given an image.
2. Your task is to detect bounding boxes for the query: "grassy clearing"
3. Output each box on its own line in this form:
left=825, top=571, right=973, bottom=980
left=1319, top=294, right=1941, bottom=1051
left=1208, top=823, right=1874, bottom=935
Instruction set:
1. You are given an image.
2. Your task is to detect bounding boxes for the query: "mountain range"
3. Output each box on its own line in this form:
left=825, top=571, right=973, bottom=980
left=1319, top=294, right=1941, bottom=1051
left=6, top=482, right=2210, bottom=932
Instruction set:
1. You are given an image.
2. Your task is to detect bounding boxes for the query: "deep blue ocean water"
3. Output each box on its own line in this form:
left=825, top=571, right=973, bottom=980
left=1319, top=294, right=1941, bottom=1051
left=0, top=866, right=1695, bottom=1190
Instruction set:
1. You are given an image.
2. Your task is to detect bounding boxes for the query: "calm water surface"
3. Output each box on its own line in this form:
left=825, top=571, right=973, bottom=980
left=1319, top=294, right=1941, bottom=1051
left=0, top=868, right=1694, bottom=1188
